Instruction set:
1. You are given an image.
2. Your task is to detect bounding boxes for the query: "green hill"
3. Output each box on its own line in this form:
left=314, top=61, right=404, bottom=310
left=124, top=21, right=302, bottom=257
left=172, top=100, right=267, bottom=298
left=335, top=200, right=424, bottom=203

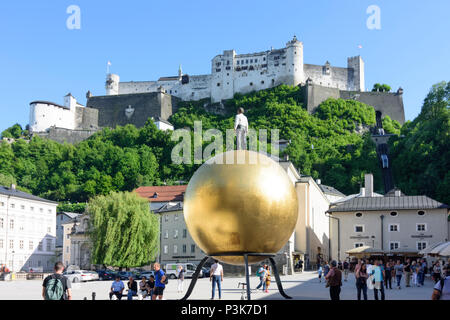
left=0, top=82, right=447, bottom=206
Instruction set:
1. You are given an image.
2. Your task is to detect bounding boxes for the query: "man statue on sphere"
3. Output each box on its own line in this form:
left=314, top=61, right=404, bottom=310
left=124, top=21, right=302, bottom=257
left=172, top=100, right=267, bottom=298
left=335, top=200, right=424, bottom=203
left=234, top=107, right=248, bottom=150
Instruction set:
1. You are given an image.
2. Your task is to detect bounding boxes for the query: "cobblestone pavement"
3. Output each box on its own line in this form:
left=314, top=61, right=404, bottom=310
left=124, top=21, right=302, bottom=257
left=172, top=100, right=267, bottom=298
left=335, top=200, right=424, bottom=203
left=0, top=271, right=436, bottom=300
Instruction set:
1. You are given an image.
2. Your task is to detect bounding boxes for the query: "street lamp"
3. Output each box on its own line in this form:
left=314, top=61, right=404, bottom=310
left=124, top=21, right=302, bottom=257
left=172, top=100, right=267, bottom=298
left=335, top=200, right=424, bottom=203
left=11, top=250, right=15, bottom=272
left=371, top=235, right=375, bottom=248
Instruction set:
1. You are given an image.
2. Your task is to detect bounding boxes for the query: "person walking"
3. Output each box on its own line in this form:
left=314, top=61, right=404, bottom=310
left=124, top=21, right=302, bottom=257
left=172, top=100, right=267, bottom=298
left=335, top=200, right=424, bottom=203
left=411, top=261, right=418, bottom=287
left=255, top=264, right=267, bottom=291
left=264, top=265, right=271, bottom=293
left=176, top=264, right=185, bottom=293
left=42, top=262, right=72, bottom=300
left=152, top=262, right=167, bottom=300
left=432, top=265, right=450, bottom=300
left=418, top=259, right=426, bottom=286
left=355, top=262, right=368, bottom=300
left=210, top=259, right=224, bottom=300
left=234, top=107, right=248, bottom=150
left=432, top=261, right=441, bottom=284
left=109, top=275, right=125, bottom=300
left=384, top=261, right=393, bottom=289
left=394, top=260, right=404, bottom=289
left=325, top=260, right=342, bottom=300
left=404, top=259, right=412, bottom=287
left=372, top=260, right=386, bottom=300
left=323, top=261, right=330, bottom=278
left=318, top=264, right=323, bottom=283
left=343, top=259, right=350, bottom=282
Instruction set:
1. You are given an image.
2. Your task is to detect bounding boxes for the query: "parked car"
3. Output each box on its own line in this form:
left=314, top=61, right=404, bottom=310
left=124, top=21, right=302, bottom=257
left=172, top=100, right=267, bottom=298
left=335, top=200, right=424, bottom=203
left=117, top=271, right=137, bottom=280
left=86, top=271, right=99, bottom=281
left=201, top=267, right=210, bottom=278
left=165, top=263, right=202, bottom=279
left=138, top=271, right=155, bottom=279
left=96, top=270, right=116, bottom=281
left=63, top=270, right=92, bottom=283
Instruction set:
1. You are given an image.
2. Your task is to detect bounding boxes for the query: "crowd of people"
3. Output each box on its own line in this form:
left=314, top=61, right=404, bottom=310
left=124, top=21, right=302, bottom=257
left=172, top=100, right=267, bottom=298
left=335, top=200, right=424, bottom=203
left=319, top=257, right=449, bottom=300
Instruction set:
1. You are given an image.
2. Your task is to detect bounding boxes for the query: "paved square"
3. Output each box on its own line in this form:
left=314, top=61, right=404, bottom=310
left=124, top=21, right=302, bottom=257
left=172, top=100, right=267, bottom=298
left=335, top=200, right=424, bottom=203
left=0, top=271, right=436, bottom=300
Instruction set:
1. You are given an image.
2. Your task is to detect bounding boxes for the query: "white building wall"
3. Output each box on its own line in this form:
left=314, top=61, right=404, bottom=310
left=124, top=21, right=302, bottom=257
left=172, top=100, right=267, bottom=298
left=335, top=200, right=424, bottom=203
left=29, top=103, right=76, bottom=132
left=0, top=194, right=57, bottom=272
left=331, top=208, right=449, bottom=261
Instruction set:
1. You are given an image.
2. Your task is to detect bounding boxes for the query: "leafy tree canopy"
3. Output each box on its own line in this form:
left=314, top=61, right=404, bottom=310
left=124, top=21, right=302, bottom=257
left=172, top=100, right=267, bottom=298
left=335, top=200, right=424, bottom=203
left=88, top=191, right=159, bottom=268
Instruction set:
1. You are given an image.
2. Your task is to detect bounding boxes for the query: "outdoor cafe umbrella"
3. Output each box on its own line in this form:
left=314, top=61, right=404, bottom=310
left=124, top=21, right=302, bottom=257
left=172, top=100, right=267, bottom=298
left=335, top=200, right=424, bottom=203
left=418, top=241, right=446, bottom=255
left=429, top=241, right=450, bottom=257
left=346, top=246, right=384, bottom=257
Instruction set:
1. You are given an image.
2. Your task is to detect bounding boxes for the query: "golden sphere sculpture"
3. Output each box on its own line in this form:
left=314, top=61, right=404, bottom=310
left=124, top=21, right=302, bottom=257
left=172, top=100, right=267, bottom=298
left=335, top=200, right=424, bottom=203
left=184, top=150, right=298, bottom=265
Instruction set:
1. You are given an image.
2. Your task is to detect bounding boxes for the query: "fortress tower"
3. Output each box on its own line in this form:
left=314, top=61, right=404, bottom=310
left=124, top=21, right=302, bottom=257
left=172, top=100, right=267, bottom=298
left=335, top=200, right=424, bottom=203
left=106, top=73, right=120, bottom=95
left=285, top=35, right=304, bottom=86
left=347, top=56, right=365, bottom=91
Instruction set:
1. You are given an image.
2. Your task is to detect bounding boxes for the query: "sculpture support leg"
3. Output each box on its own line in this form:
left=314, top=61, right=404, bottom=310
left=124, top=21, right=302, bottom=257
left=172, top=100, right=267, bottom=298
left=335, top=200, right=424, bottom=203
left=180, top=256, right=209, bottom=301
left=244, top=254, right=251, bottom=300
left=269, top=257, right=292, bottom=299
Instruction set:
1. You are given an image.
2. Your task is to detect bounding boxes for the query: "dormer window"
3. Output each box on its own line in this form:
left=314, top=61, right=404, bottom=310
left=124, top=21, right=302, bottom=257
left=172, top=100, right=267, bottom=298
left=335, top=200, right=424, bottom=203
left=152, top=192, right=158, bottom=198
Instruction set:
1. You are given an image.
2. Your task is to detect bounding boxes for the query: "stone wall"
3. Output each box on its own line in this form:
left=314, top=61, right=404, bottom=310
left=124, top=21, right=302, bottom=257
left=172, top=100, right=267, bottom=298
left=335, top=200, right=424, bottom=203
left=35, top=127, right=98, bottom=144
left=86, top=92, right=180, bottom=128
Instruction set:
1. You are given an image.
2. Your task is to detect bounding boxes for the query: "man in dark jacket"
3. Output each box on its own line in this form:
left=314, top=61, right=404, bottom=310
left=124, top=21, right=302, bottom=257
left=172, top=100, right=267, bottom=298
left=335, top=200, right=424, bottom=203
left=325, top=260, right=342, bottom=300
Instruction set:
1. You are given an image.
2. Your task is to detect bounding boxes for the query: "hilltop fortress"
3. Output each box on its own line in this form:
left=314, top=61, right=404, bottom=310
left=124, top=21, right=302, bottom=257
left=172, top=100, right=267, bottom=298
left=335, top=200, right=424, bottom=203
left=29, top=36, right=405, bottom=144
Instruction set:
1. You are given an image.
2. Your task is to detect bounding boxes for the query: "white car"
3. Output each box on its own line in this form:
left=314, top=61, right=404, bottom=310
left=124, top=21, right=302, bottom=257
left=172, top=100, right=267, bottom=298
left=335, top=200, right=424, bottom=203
left=63, top=270, right=92, bottom=283
left=86, top=271, right=99, bottom=281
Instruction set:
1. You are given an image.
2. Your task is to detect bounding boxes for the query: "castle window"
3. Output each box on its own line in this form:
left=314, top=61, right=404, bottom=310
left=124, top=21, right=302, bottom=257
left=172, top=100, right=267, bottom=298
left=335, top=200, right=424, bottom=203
left=226, top=67, right=230, bottom=70
left=255, top=59, right=258, bottom=63
left=250, top=59, right=253, bottom=63
left=246, top=59, right=248, bottom=64
left=282, top=63, right=286, bottom=66
left=227, top=60, right=230, bottom=65
left=274, top=56, right=280, bottom=60
left=261, top=80, right=264, bottom=84
left=216, top=62, right=221, bottom=67
left=263, top=57, right=266, bottom=61
left=237, top=61, right=239, bottom=65
left=418, top=211, right=425, bottom=216
left=216, top=68, right=221, bottom=72
left=250, top=82, right=253, bottom=86
left=217, top=83, right=220, bottom=87
left=274, top=63, right=279, bottom=67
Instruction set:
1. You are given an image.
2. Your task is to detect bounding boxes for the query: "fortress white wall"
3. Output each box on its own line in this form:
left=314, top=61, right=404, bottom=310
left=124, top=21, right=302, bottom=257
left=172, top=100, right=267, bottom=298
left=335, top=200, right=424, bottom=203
left=106, top=37, right=365, bottom=102
left=29, top=103, right=76, bottom=132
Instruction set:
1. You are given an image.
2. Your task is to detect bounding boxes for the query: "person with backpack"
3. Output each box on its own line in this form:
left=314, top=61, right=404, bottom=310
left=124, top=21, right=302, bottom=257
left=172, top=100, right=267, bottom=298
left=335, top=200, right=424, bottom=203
left=432, top=265, right=450, bottom=300
left=42, top=262, right=72, bottom=300
left=255, top=264, right=267, bottom=291
left=371, top=260, right=386, bottom=300
left=325, top=260, right=342, bottom=300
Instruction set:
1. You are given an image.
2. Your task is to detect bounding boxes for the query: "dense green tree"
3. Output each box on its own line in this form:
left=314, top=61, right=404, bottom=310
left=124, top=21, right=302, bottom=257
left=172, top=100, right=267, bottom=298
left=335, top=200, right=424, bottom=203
left=389, top=81, right=449, bottom=204
left=88, top=191, right=159, bottom=268
left=372, top=83, right=391, bottom=92
left=1, top=123, right=24, bottom=139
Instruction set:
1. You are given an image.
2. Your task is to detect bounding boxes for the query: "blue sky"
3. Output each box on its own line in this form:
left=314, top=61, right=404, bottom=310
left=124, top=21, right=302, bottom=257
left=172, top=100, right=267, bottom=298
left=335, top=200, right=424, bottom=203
left=0, top=0, right=448, bottom=132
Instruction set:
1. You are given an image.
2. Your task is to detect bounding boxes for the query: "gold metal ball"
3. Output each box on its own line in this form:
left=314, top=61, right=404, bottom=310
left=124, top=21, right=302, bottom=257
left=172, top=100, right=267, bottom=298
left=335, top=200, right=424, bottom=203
left=184, top=150, right=298, bottom=265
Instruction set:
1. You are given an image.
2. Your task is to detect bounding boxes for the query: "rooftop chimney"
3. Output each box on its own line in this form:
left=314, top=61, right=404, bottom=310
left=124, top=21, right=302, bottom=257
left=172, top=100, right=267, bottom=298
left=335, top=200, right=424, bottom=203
left=10, top=184, right=16, bottom=190
left=394, top=189, right=401, bottom=197
left=365, top=174, right=374, bottom=197
left=360, top=187, right=366, bottom=197
left=316, top=179, right=321, bottom=185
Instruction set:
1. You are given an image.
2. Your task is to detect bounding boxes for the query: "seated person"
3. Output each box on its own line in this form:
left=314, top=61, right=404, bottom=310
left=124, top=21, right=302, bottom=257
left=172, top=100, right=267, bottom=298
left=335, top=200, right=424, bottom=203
left=109, top=276, right=124, bottom=300
left=138, top=276, right=149, bottom=300
left=127, top=276, right=138, bottom=300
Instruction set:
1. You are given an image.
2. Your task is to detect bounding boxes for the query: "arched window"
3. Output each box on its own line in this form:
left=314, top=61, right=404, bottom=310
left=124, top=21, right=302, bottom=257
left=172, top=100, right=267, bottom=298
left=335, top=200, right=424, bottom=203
left=355, top=212, right=363, bottom=218
left=390, top=211, right=398, bottom=217
left=418, top=210, right=425, bottom=216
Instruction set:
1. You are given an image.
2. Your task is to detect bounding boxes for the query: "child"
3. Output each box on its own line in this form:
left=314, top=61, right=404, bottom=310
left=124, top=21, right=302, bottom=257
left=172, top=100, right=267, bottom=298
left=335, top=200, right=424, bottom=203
left=318, top=264, right=323, bottom=282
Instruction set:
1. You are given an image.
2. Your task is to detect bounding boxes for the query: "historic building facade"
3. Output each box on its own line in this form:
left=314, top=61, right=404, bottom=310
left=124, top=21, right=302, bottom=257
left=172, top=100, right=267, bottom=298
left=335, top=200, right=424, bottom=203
left=0, top=185, right=58, bottom=272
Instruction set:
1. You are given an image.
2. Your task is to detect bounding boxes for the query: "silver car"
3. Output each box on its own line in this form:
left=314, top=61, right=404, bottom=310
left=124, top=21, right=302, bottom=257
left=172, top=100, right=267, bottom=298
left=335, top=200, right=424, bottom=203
left=63, top=270, right=92, bottom=283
